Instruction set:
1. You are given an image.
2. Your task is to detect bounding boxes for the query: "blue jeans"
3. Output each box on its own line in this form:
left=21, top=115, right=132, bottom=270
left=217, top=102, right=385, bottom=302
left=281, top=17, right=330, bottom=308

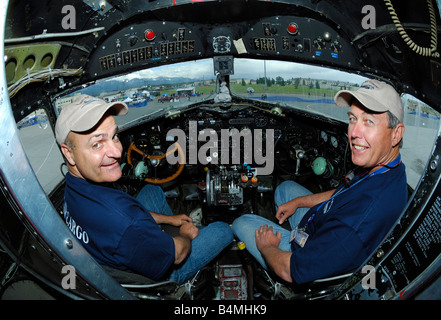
left=136, top=184, right=234, bottom=284
left=232, top=181, right=312, bottom=269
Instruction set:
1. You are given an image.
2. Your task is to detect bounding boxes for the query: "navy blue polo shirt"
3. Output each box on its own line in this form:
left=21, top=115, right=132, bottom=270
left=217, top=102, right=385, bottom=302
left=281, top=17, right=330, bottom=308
left=290, top=160, right=407, bottom=284
left=63, top=173, right=175, bottom=280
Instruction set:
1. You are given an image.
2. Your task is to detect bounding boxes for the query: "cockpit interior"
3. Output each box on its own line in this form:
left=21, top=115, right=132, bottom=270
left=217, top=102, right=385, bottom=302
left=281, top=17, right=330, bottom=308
left=1, top=0, right=441, bottom=303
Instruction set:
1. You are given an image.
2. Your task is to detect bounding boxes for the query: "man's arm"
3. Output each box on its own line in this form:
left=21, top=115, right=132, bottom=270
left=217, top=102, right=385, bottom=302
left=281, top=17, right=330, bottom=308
left=172, top=222, right=199, bottom=264
left=276, top=189, right=335, bottom=225
left=255, top=225, right=293, bottom=283
left=150, top=211, right=192, bottom=226
left=149, top=211, right=198, bottom=264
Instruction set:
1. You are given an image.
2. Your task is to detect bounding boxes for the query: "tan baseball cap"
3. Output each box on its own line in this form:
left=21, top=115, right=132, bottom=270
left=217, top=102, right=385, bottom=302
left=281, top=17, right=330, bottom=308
left=55, top=94, right=128, bottom=145
left=334, top=79, right=403, bottom=123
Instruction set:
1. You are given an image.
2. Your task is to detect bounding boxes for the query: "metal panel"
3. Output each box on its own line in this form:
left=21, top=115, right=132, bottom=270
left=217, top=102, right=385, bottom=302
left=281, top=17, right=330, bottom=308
left=0, top=0, right=134, bottom=300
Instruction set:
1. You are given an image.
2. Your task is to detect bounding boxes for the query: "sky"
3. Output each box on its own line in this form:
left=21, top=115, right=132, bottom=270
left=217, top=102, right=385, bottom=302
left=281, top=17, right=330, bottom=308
left=121, top=58, right=368, bottom=84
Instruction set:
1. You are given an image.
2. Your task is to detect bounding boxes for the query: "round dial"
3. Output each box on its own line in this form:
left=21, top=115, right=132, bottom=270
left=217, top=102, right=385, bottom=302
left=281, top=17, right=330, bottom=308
left=255, top=114, right=268, bottom=127
left=149, top=134, right=161, bottom=146
left=313, top=37, right=326, bottom=50
left=213, top=36, right=231, bottom=53
left=331, top=136, right=338, bottom=148
left=331, top=40, right=342, bottom=53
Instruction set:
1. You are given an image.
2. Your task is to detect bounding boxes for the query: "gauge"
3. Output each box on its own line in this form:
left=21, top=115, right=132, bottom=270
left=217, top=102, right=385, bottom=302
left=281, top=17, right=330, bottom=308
left=255, top=114, right=268, bottom=127
left=149, top=134, right=161, bottom=146
left=321, top=131, right=328, bottom=142
left=274, top=129, right=282, bottom=139
left=138, top=139, right=148, bottom=148
left=313, top=37, right=325, bottom=50
left=213, top=36, right=232, bottom=53
left=269, top=118, right=277, bottom=125
left=136, top=138, right=149, bottom=151
left=331, top=136, right=338, bottom=148
left=331, top=40, right=342, bottom=53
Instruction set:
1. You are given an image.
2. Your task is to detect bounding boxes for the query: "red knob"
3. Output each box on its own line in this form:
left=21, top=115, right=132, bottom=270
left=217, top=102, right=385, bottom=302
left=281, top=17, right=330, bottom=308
left=145, top=29, right=156, bottom=41
left=287, top=23, right=298, bottom=35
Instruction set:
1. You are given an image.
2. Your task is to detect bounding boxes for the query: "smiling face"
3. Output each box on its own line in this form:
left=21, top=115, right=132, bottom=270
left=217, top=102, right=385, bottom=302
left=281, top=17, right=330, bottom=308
left=347, top=100, right=404, bottom=172
left=61, top=114, right=123, bottom=183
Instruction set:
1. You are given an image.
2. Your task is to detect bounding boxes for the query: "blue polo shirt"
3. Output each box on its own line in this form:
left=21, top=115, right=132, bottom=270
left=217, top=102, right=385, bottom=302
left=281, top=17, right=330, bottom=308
left=290, top=160, right=407, bottom=284
left=63, top=173, right=175, bottom=280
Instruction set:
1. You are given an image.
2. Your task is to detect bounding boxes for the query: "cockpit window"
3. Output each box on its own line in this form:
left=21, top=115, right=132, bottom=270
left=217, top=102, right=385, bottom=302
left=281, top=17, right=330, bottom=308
left=231, top=58, right=369, bottom=122
left=61, top=58, right=370, bottom=125
left=400, top=94, right=440, bottom=189
left=49, top=58, right=439, bottom=193
left=57, top=59, right=218, bottom=128
left=17, top=109, right=65, bottom=193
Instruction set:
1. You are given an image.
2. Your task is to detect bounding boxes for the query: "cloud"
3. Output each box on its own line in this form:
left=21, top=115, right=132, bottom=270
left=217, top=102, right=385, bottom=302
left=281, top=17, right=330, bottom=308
left=122, top=59, right=213, bottom=81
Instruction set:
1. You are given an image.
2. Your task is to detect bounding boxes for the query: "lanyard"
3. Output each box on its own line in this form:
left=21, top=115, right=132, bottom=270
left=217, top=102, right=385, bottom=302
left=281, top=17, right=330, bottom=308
left=303, top=154, right=402, bottom=229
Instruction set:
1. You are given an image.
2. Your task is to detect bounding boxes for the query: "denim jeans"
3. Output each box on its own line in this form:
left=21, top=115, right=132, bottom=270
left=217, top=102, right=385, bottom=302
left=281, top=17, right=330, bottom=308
left=136, top=184, right=234, bottom=284
left=232, top=180, right=312, bottom=269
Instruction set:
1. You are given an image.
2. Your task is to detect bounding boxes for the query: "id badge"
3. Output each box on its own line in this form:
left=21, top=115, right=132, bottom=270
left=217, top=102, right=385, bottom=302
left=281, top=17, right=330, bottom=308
left=289, top=227, right=309, bottom=247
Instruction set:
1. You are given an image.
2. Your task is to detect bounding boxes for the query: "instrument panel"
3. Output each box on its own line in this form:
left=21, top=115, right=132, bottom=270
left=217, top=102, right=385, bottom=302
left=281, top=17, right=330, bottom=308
left=87, top=16, right=358, bottom=78
left=121, top=104, right=350, bottom=188
left=93, top=21, right=201, bottom=75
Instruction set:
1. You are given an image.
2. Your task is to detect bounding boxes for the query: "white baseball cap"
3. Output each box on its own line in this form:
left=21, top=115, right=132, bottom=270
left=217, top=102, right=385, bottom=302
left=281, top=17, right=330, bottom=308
left=55, top=94, right=128, bottom=145
left=334, top=79, right=403, bottom=123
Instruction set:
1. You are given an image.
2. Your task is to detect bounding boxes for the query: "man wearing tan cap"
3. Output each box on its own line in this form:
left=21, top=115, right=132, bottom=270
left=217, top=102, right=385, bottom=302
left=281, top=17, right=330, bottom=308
left=56, top=94, right=233, bottom=284
left=233, top=79, right=407, bottom=284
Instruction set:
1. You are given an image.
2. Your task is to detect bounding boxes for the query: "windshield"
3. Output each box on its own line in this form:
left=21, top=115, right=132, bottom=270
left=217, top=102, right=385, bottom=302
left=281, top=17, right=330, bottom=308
left=61, top=58, right=369, bottom=125
left=16, top=58, right=439, bottom=193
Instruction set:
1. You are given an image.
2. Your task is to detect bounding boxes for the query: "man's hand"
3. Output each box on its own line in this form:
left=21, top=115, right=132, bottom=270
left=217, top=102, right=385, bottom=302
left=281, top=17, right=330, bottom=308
left=173, top=221, right=199, bottom=265
left=150, top=212, right=198, bottom=264
left=275, top=200, right=298, bottom=225
left=150, top=212, right=192, bottom=226
left=168, top=214, right=193, bottom=227
left=275, top=189, right=336, bottom=225
left=255, top=225, right=281, bottom=251
left=255, top=224, right=293, bottom=283
left=179, top=221, right=199, bottom=240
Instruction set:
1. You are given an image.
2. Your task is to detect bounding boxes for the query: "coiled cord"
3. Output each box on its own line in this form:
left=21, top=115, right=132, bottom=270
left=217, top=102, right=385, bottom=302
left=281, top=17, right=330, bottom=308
left=384, top=0, right=439, bottom=58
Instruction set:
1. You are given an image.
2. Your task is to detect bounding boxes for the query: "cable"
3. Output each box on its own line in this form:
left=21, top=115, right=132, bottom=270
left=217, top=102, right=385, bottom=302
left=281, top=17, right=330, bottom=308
left=384, top=0, right=439, bottom=58
left=8, top=67, right=83, bottom=98
left=4, top=27, right=105, bottom=44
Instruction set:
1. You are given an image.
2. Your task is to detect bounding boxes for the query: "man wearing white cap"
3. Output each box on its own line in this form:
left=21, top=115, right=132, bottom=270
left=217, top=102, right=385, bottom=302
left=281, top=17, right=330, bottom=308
left=56, top=94, right=233, bottom=284
left=233, top=79, right=407, bottom=284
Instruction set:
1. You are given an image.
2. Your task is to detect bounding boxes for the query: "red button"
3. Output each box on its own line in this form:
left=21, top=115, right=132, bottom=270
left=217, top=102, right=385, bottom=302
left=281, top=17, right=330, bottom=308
left=287, top=23, right=298, bottom=35
left=145, top=29, right=156, bottom=41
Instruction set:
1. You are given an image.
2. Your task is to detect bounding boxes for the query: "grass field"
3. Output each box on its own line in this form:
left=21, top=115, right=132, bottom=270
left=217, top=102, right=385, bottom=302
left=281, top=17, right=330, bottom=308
left=229, top=83, right=340, bottom=97
left=162, top=83, right=340, bottom=98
